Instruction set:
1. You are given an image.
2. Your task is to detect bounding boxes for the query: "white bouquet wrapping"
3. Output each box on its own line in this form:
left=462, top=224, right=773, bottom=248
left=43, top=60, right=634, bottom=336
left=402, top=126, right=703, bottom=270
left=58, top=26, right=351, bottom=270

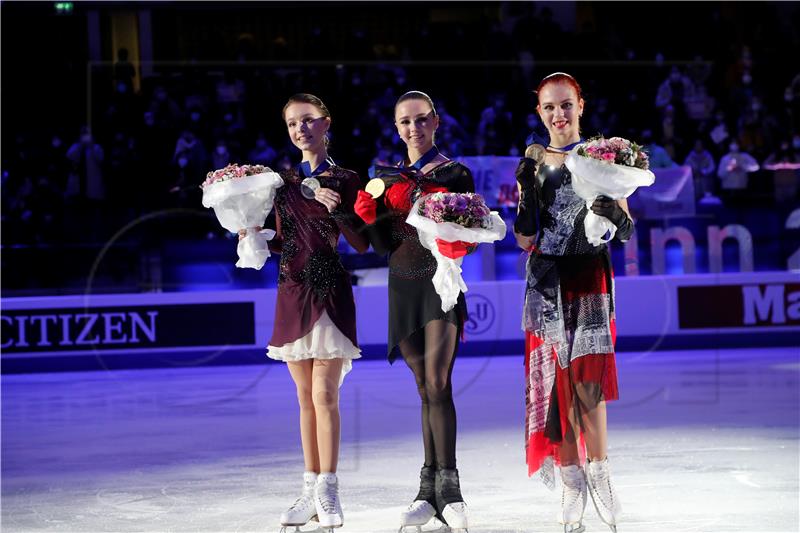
left=201, top=164, right=284, bottom=269
left=565, top=136, right=655, bottom=245
left=406, top=192, right=507, bottom=312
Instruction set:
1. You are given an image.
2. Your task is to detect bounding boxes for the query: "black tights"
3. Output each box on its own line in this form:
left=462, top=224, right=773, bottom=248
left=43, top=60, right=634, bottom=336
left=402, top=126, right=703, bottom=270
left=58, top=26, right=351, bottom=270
left=399, top=319, right=459, bottom=470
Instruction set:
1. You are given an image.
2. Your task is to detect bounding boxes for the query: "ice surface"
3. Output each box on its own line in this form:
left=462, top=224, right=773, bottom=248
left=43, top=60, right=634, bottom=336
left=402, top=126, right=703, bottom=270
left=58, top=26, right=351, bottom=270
left=2, top=348, right=798, bottom=532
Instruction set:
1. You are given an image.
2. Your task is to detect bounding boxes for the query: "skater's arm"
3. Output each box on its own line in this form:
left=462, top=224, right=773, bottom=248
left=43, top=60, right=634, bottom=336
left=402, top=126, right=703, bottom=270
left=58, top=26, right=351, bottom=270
left=332, top=173, right=370, bottom=253
left=362, top=203, right=393, bottom=256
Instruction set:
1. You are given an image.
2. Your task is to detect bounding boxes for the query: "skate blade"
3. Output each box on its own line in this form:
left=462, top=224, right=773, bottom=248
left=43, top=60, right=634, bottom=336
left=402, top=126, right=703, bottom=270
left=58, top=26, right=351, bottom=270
left=278, top=524, right=326, bottom=533
left=402, top=524, right=450, bottom=533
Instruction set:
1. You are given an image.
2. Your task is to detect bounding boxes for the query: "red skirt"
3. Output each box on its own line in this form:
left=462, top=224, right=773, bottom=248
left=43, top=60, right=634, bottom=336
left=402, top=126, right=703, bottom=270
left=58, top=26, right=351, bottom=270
left=523, top=253, right=619, bottom=478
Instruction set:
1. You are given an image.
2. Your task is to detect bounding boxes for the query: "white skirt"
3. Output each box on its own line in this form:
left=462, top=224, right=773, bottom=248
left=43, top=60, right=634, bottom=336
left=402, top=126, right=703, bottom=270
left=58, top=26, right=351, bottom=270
left=267, top=310, right=361, bottom=386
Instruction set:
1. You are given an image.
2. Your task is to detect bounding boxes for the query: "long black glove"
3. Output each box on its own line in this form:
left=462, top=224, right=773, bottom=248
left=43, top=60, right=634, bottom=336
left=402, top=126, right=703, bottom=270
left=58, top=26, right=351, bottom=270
left=514, top=157, right=539, bottom=236
left=590, top=195, right=634, bottom=242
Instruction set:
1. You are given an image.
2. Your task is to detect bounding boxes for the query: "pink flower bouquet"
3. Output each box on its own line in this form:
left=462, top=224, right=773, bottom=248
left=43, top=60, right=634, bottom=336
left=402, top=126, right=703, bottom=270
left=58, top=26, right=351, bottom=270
left=406, top=192, right=507, bottom=312
left=201, top=163, right=284, bottom=269
left=565, top=136, right=655, bottom=245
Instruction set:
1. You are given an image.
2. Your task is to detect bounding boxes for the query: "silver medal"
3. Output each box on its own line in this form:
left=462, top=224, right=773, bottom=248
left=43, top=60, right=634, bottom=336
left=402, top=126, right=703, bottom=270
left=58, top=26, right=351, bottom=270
left=301, top=177, right=321, bottom=199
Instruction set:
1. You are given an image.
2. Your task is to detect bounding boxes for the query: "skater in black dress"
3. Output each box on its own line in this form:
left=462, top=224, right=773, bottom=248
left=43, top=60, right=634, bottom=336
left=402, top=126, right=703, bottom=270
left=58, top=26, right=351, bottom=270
left=354, top=91, right=473, bottom=531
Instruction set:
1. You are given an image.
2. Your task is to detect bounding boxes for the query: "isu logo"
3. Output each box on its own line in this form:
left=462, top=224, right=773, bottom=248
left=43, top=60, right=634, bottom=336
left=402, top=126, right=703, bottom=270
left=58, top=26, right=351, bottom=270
left=464, top=294, right=495, bottom=335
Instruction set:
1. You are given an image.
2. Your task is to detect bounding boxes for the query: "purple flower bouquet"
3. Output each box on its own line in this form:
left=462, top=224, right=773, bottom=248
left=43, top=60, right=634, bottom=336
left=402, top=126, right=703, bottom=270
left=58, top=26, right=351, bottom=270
left=406, top=192, right=507, bottom=312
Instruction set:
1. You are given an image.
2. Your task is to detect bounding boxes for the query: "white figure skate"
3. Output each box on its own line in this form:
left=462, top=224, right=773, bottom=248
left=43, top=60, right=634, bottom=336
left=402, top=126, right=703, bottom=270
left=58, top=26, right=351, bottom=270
left=313, top=472, right=343, bottom=531
left=436, top=468, right=469, bottom=533
left=558, top=464, right=587, bottom=533
left=586, top=458, right=622, bottom=532
left=279, top=471, right=318, bottom=533
left=399, top=466, right=437, bottom=533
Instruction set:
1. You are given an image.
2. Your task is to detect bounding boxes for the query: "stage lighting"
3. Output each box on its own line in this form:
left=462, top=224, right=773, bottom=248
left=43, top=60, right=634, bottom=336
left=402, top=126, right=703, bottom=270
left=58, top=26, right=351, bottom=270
left=54, top=2, right=73, bottom=15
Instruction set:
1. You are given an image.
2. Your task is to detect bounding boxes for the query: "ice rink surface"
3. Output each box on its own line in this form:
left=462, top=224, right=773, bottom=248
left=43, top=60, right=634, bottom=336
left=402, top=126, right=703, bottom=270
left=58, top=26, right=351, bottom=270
left=2, top=347, right=798, bottom=532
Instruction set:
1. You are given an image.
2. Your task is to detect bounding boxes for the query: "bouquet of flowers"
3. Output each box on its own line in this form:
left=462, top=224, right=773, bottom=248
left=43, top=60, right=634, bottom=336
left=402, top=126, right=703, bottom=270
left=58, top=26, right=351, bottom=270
left=201, top=163, right=284, bottom=269
left=406, top=192, right=507, bottom=312
left=565, top=136, right=655, bottom=245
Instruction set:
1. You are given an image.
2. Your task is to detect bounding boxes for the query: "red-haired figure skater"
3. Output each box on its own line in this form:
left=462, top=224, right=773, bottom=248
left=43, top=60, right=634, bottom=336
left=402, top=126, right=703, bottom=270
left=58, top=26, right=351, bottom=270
left=514, top=73, right=633, bottom=533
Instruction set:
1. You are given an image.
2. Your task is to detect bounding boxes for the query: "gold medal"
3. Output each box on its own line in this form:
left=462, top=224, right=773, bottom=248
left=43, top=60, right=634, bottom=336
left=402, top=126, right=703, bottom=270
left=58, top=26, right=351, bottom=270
left=365, top=177, right=386, bottom=199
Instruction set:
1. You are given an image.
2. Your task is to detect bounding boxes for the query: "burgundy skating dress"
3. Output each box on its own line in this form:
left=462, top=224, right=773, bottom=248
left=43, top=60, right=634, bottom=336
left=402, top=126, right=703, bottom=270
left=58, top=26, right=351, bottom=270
left=266, top=165, right=369, bottom=384
left=522, top=163, right=619, bottom=488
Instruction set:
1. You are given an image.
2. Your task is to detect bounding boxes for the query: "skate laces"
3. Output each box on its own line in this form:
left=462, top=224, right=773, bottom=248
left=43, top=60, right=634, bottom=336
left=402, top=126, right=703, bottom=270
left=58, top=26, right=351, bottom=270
left=288, top=494, right=313, bottom=512
left=315, top=482, right=338, bottom=514
left=587, top=460, right=617, bottom=510
left=588, top=461, right=611, bottom=483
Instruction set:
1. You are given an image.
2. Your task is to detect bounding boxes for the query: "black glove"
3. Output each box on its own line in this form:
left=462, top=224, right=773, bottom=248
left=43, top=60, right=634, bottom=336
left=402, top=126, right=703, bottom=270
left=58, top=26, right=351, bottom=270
left=514, top=158, right=539, bottom=236
left=590, top=195, right=634, bottom=241
left=515, top=157, right=538, bottom=187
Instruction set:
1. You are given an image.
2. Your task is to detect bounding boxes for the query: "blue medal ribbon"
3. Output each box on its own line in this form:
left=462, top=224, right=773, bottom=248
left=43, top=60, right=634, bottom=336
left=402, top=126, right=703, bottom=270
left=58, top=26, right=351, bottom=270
left=548, top=139, right=584, bottom=152
left=368, top=145, right=440, bottom=179
left=298, top=157, right=335, bottom=178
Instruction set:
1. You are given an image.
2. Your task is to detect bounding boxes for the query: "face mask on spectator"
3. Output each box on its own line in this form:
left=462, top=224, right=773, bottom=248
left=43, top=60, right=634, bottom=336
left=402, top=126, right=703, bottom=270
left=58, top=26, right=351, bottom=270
left=190, top=112, right=201, bottom=122
left=729, top=143, right=739, bottom=153
left=793, top=137, right=800, bottom=150
left=178, top=157, right=188, bottom=168
left=117, top=83, right=127, bottom=94
left=742, top=72, right=752, bottom=85
left=216, top=146, right=227, bottom=155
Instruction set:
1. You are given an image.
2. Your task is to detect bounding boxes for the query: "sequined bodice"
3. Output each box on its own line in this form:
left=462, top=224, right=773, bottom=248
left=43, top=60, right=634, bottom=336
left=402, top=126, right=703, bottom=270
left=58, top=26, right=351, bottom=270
left=385, top=161, right=475, bottom=279
left=275, top=167, right=352, bottom=298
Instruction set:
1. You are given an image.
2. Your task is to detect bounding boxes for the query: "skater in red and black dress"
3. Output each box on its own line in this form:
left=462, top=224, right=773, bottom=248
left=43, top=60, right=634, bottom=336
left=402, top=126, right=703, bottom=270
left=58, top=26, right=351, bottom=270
left=353, top=91, right=473, bottom=531
left=514, top=73, right=633, bottom=533
left=247, top=93, right=368, bottom=532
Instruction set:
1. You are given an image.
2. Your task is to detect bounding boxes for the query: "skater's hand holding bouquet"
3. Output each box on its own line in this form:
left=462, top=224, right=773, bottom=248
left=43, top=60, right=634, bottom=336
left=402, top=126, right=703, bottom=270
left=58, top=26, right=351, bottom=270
left=406, top=192, right=507, bottom=312
left=201, top=163, right=284, bottom=269
left=565, top=136, right=655, bottom=245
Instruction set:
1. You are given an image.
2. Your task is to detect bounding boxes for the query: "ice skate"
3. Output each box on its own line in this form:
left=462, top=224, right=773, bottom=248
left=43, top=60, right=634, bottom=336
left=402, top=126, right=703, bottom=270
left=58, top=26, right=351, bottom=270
left=399, top=466, right=437, bottom=532
left=586, top=458, right=621, bottom=532
left=279, top=471, right=319, bottom=533
left=435, top=468, right=469, bottom=532
left=313, top=472, right=343, bottom=530
left=558, top=464, right=587, bottom=533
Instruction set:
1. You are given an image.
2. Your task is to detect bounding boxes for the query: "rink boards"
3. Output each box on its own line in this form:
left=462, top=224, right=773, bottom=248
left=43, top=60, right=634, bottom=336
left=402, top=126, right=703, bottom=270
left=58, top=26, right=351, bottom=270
left=1, top=271, right=798, bottom=372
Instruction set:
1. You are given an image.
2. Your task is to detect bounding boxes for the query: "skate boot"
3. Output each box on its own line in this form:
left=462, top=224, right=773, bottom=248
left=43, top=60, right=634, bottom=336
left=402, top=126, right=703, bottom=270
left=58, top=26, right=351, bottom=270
left=279, top=471, right=318, bottom=533
left=314, top=472, right=343, bottom=530
left=558, top=465, right=587, bottom=533
left=586, top=458, right=621, bottom=533
left=435, top=468, right=469, bottom=532
left=399, top=466, right=437, bottom=532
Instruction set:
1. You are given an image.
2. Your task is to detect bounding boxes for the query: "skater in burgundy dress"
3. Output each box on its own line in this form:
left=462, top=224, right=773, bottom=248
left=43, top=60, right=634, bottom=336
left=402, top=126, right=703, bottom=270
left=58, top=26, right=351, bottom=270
left=259, top=93, right=368, bottom=531
left=354, top=91, right=473, bottom=531
left=514, top=73, right=633, bottom=533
